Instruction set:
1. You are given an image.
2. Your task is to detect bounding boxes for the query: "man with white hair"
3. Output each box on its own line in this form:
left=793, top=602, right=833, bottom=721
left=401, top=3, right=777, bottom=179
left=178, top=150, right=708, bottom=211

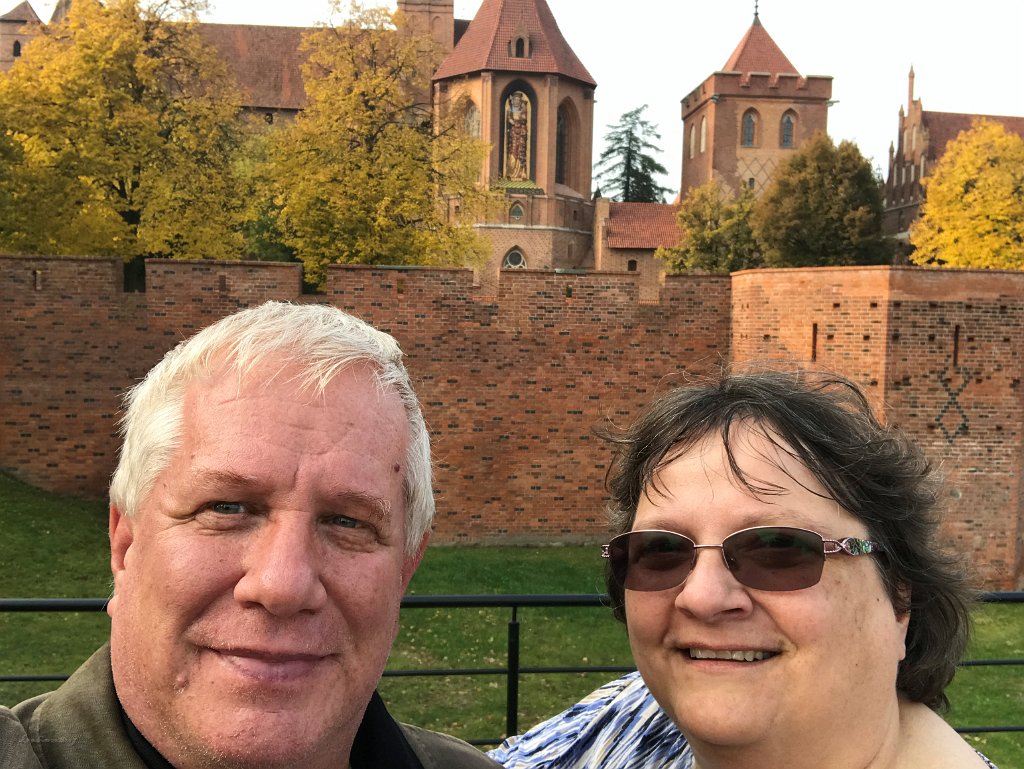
left=1, top=301, right=499, bottom=769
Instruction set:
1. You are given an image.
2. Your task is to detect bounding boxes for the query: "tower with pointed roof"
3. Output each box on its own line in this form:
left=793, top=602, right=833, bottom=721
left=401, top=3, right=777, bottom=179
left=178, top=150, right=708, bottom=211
left=0, top=0, right=40, bottom=72
left=432, top=0, right=596, bottom=278
left=882, top=67, right=1024, bottom=244
left=679, top=12, right=832, bottom=197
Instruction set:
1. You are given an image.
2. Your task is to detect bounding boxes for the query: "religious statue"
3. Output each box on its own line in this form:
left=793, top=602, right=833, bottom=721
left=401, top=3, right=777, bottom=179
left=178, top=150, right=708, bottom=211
left=504, top=91, right=530, bottom=180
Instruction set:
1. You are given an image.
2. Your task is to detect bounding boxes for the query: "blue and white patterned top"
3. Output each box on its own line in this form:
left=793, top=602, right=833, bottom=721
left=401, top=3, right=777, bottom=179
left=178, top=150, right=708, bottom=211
left=488, top=672, right=999, bottom=769
left=489, top=673, right=692, bottom=769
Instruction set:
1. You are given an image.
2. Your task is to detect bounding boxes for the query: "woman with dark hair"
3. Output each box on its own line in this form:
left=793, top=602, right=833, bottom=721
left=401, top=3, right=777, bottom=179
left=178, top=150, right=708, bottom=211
left=492, top=370, right=997, bottom=769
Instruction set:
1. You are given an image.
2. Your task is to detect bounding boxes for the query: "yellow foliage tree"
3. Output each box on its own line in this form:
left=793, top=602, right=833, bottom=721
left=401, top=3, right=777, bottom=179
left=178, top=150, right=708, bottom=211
left=0, top=0, right=248, bottom=260
left=656, top=178, right=760, bottom=273
left=266, top=3, right=496, bottom=286
left=910, top=119, right=1024, bottom=269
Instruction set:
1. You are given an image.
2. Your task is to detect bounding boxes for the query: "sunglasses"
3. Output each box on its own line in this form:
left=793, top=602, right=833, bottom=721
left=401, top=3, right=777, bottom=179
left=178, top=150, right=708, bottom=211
left=602, top=526, right=884, bottom=592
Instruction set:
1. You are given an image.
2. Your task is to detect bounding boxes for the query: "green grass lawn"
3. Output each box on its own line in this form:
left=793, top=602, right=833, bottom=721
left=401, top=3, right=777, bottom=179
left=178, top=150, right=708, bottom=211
left=1, top=472, right=1021, bottom=765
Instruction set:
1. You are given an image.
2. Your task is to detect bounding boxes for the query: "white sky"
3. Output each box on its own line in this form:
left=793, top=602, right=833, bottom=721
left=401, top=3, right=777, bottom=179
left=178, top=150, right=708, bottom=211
left=27, top=0, right=1024, bottom=198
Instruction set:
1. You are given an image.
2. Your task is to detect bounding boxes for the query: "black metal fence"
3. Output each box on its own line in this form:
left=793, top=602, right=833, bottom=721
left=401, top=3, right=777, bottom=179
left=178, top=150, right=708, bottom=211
left=2, top=592, right=1022, bottom=746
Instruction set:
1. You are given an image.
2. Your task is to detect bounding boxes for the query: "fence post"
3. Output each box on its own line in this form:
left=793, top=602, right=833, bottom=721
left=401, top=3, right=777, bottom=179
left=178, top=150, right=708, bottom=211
left=505, top=604, right=520, bottom=737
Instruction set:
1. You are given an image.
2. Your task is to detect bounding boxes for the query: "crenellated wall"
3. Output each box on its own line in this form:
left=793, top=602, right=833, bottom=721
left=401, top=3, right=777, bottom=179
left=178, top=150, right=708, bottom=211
left=2, top=255, right=1020, bottom=588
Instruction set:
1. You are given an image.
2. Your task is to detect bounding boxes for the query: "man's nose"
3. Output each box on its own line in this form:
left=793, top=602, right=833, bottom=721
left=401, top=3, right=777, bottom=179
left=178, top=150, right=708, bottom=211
left=234, top=516, right=328, bottom=616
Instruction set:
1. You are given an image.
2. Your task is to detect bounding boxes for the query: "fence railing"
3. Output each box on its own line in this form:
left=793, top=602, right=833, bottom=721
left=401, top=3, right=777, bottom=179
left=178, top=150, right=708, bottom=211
left=2, top=592, right=1022, bottom=746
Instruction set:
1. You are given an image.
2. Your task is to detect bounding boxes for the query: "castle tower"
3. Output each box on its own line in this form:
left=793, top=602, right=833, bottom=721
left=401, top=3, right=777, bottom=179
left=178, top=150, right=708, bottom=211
left=396, top=0, right=455, bottom=54
left=679, top=12, right=832, bottom=197
left=0, top=1, right=40, bottom=73
left=433, top=0, right=596, bottom=277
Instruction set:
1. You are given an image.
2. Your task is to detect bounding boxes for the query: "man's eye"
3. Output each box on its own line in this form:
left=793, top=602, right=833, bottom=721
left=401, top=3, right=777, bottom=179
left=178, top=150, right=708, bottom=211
left=211, top=502, right=247, bottom=515
left=327, top=515, right=361, bottom=529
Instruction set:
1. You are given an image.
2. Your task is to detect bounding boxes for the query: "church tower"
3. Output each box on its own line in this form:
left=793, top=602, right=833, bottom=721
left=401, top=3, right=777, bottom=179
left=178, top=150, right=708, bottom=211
left=432, top=0, right=596, bottom=277
left=0, top=1, right=40, bottom=73
left=679, top=12, right=832, bottom=197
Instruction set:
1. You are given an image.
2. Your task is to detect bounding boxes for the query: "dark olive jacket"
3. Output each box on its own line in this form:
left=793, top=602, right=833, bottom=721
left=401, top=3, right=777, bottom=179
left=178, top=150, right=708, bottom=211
left=0, top=645, right=499, bottom=769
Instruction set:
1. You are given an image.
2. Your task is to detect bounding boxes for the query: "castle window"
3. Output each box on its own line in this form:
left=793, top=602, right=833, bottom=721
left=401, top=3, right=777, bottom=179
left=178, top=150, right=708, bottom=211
left=700, top=116, right=707, bottom=153
left=512, top=36, right=529, bottom=58
left=555, top=101, right=579, bottom=188
left=13, top=40, right=21, bottom=57
left=627, top=260, right=638, bottom=272
left=510, top=203, right=524, bottom=221
left=747, top=178, right=755, bottom=190
left=503, top=249, right=527, bottom=269
left=741, top=109, right=759, bottom=147
left=462, top=99, right=481, bottom=138
left=688, top=125, right=696, bottom=159
left=780, top=112, right=796, bottom=148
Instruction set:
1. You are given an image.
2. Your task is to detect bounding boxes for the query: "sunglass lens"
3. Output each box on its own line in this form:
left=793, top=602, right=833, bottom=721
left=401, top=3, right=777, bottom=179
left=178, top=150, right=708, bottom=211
left=610, top=531, right=695, bottom=592
left=724, top=527, right=825, bottom=591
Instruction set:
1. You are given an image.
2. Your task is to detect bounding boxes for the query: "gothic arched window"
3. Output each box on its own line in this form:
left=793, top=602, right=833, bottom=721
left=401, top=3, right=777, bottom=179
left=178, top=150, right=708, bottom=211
left=503, top=249, right=527, bottom=269
left=699, top=116, right=707, bottom=153
left=780, top=112, right=796, bottom=148
left=13, top=40, right=21, bottom=57
left=741, top=109, right=759, bottom=147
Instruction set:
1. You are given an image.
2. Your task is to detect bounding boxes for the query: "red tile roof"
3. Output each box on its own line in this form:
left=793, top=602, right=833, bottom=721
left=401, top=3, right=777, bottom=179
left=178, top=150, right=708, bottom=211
left=922, top=111, right=1024, bottom=161
left=722, top=16, right=798, bottom=75
left=0, top=1, right=39, bottom=23
left=198, top=23, right=309, bottom=111
left=607, top=202, right=681, bottom=250
left=434, top=0, right=594, bottom=86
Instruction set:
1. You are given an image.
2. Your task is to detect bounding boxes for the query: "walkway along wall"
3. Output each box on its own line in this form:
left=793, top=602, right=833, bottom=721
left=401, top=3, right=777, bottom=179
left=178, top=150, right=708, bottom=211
left=2, top=255, right=1020, bottom=588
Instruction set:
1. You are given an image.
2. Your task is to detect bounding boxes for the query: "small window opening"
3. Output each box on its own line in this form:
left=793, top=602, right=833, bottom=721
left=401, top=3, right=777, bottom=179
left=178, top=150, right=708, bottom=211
left=503, top=249, right=527, bottom=269
left=627, top=260, right=638, bottom=272
left=510, top=203, right=524, bottom=222
left=514, top=37, right=526, bottom=57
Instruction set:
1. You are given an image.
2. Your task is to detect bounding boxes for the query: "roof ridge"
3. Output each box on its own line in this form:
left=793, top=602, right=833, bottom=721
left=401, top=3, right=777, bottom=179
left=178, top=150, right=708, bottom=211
left=0, top=1, right=40, bottom=23
left=722, top=15, right=798, bottom=76
left=434, top=0, right=595, bottom=86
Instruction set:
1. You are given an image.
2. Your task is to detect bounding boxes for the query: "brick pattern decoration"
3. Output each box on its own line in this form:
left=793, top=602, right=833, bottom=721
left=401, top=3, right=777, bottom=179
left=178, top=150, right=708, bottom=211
left=731, top=266, right=1024, bottom=589
left=2, top=255, right=1020, bottom=588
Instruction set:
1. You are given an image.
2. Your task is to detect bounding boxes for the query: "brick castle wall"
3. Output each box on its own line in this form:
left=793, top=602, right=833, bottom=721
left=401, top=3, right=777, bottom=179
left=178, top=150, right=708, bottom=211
left=2, top=255, right=1020, bottom=588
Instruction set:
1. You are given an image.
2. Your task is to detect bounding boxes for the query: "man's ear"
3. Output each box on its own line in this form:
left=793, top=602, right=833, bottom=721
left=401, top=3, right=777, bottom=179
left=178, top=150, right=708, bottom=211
left=401, top=532, right=430, bottom=592
left=107, top=504, right=134, bottom=618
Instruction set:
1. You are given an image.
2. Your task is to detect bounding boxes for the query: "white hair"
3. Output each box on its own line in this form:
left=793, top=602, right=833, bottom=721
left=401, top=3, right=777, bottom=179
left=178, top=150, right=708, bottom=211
left=108, top=301, right=433, bottom=552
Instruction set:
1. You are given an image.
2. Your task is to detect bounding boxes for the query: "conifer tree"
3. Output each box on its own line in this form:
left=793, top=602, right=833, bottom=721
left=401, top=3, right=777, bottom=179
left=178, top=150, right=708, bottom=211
left=594, top=105, right=671, bottom=203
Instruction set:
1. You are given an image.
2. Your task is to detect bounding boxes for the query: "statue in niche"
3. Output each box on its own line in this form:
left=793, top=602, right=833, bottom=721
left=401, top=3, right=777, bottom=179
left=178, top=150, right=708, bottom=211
left=504, top=90, right=530, bottom=180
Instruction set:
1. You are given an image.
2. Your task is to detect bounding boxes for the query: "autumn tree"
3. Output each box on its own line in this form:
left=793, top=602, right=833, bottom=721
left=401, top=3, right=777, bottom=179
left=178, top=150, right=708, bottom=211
left=751, top=132, right=890, bottom=267
left=594, top=105, right=671, bottom=203
left=265, top=3, right=495, bottom=286
left=910, top=120, right=1024, bottom=268
left=0, top=0, right=248, bottom=260
left=656, top=178, right=760, bottom=273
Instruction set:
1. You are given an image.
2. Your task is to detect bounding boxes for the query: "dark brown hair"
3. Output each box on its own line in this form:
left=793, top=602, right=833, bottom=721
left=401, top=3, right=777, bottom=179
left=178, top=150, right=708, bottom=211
left=601, top=369, right=974, bottom=712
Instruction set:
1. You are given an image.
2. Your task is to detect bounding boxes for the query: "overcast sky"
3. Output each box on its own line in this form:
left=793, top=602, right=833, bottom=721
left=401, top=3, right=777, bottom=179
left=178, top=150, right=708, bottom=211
left=26, top=0, right=1024, bottom=198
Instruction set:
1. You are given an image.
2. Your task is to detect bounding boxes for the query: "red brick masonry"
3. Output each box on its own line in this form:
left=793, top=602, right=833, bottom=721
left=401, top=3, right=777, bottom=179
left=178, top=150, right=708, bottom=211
left=1, top=255, right=1019, bottom=589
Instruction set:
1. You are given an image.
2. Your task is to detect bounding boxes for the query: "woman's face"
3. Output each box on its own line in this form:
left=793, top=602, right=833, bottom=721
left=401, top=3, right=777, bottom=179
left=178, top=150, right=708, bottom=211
left=625, top=424, right=910, bottom=755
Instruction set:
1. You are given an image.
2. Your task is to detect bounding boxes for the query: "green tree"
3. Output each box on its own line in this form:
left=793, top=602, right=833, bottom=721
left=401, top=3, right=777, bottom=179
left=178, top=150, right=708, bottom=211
left=910, top=119, right=1024, bottom=269
left=266, top=3, right=495, bottom=286
left=656, top=178, right=760, bottom=273
left=594, top=105, right=671, bottom=203
left=751, top=132, right=890, bottom=267
left=0, top=0, right=248, bottom=260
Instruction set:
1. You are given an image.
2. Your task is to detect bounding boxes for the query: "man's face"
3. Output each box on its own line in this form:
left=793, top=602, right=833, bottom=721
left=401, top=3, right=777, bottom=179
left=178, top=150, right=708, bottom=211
left=107, top=361, right=425, bottom=769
